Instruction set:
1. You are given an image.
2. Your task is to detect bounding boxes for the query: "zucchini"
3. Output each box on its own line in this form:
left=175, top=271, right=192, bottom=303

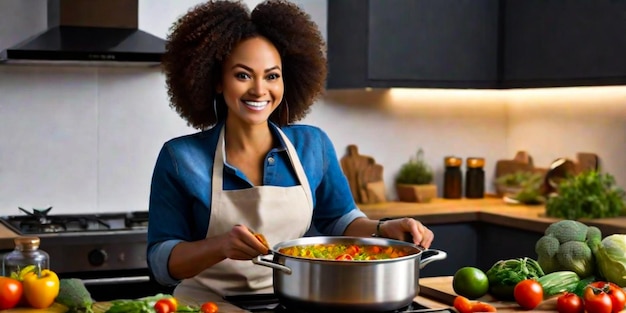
left=536, top=271, right=580, bottom=297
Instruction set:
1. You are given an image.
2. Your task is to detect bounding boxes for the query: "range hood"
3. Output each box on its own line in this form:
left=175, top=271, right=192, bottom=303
left=0, top=0, right=166, bottom=66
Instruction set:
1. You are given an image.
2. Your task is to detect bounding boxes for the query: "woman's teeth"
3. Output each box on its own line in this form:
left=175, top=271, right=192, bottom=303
left=243, top=100, right=269, bottom=111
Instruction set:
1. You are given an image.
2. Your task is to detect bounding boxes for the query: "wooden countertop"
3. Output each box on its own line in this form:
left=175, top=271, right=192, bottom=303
left=359, top=197, right=626, bottom=234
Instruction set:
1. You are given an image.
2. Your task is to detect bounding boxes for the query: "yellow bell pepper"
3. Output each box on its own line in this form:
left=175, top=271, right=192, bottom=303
left=22, top=269, right=60, bottom=309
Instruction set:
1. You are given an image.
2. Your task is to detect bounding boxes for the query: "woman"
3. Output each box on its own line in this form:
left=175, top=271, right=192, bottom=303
left=147, top=0, right=435, bottom=302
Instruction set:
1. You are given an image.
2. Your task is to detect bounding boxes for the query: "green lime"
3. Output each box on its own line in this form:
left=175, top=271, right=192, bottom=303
left=452, top=266, right=489, bottom=299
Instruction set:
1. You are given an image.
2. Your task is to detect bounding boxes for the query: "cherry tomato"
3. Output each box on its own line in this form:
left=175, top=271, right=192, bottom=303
left=0, top=277, right=23, bottom=310
left=514, top=279, right=543, bottom=310
left=557, top=292, right=584, bottom=313
left=590, top=281, right=626, bottom=313
left=584, top=284, right=613, bottom=313
left=453, top=296, right=473, bottom=313
left=335, top=254, right=353, bottom=260
left=154, top=299, right=171, bottom=313
left=201, top=301, right=219, bottom=313
left=158, top=297, right=178, bottom=312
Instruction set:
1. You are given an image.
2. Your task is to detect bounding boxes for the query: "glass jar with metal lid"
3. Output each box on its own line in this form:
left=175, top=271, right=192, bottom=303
left=2, top=236, right=50, bottom=278
left=443, top=156, right=463, bottom=199
left=465, top=157, right=485, bottom=199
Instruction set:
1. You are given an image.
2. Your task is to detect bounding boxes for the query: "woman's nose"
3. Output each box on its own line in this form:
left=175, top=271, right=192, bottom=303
left=249, top=79, right=267, bottom=96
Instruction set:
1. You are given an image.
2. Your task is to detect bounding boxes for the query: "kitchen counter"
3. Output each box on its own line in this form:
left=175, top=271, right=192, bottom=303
left=358, top=197, right=626, bottom=235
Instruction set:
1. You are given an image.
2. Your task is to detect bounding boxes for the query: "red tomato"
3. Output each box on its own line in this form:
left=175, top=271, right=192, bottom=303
left=584, top=284, right=613, bottom=313
left=453, top=296, right=473, bottom=313
left=0, top=277, right=23, bottom=310
left=514, top=279, right=543, bottom=310
left=557, top=292, right=584, bottom=313
left=346, top=245, right=360, bottom=255
left=157, top=298, right=178, bottom=312
left=201, top=301, right=219, bottom=313
left=154, top=299, right=171, bottom=313
left=335, top=254, right=353, bottom=260
left=590, top=281, right=626, bottom=313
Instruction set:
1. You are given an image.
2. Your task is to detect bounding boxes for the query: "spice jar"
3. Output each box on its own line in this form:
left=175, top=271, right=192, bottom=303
left=465, top=157, right=485, bottom=199
left=2, top=236, right=49, bottom=278
left=443, top=156, right=463, bottom=199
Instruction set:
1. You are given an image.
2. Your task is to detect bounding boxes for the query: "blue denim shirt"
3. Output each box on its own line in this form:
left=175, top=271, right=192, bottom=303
left=147, top=122, right=365, bottom=286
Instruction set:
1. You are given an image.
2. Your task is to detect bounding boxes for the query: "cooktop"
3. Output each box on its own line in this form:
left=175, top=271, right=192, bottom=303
left=223, top=294, right=455, bottom=313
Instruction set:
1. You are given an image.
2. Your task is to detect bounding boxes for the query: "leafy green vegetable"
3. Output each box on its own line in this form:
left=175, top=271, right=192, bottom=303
left=56, top=278, right=94, bottom=313
left=546, top=171, right=626, bottom=219
left=104, top=294, right=175, bottom=313
left=497, top=171, right=545, bottom=204
left=535, top=220, right=600, bottom=278
left=588, top=234, right=626, bottom=287
left=485, top=257, right=545, bottom=300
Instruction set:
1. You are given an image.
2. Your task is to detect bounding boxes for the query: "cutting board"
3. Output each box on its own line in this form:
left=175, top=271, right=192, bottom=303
left=419, top=276, right=626, bottom=313
left=418, top=276, right=561, bottom=312
left=0, top=303, right=67, bottom=313
left=340, top=145, right=386, bottom=204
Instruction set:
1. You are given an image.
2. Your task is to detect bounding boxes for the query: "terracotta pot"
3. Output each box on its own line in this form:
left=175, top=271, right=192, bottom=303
left=396, top=184, right=437, bottom=202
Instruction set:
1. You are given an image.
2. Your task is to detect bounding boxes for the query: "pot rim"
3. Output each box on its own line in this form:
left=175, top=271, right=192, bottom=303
left=269, top=236, right=424, bottom=263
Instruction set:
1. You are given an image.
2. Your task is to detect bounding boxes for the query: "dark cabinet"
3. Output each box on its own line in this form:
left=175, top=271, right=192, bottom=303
left=327, top=0, right=500, bottom=89
left=418, top=222, right=543, bottom=277
left=502, top=0, right=626, bottom=88
left=328, top=0, right=626, bottom=89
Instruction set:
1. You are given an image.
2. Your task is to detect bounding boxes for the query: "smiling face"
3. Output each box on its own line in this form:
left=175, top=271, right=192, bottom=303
left=218, top=36, right=284, bottom=128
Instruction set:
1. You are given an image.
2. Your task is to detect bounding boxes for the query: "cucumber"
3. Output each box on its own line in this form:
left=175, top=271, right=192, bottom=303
left=536, top=271, right=580, bottom=297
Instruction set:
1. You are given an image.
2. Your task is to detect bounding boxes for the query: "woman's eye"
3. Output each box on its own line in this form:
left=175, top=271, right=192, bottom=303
left=235, top=72, right=250, bottom=80
left=267, top=73, right=281, bottom=80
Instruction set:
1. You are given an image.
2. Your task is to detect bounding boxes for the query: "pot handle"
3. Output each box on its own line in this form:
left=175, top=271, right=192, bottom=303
left=419, top=249, right=447, bottom=269
left=252, top=255, right=293, bottom=275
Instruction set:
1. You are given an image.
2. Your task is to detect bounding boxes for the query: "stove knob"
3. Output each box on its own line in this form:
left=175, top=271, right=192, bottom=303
left=88, top=249, right=108, bottom=266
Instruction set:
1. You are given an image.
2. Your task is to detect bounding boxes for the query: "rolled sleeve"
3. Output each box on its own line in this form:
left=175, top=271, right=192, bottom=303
left=327, top=208, right=367, bottom=235
left=148, top=239, right=183, bottom=286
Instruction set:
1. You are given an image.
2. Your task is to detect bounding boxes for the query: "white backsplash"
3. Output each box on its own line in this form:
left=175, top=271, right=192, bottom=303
left=1, top=0, right=625, bottom=215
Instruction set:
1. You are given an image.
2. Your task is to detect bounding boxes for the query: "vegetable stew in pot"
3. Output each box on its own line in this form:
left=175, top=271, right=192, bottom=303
left=278, top=243, right=410, bottom=260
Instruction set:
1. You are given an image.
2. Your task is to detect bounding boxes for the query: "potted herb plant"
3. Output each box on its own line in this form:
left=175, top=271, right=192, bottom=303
left=395, top=148, right=437, bottom=202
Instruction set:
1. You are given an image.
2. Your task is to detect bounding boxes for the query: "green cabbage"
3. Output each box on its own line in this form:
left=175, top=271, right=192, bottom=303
left=591, top=234, right=626, bottom=287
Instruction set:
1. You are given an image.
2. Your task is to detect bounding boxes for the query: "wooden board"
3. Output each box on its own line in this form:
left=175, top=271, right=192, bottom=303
left=0, top=303, right=67, bottom=313
left=418, top=276, right=560, bottom=311
left=340, top=144, right=386, bottom=204
left=419, top=276, right=626, bottom=313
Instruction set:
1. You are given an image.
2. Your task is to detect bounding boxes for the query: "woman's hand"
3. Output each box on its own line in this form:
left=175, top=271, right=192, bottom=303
left=380, top=218, right=434, bottom=249
left=221, top=225, right=269, bottom=260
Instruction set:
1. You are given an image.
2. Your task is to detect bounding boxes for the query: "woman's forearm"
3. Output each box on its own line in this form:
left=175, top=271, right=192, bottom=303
left=168, top=235, right=228, bottom=280
left=343, top=217, right=380, bottom=237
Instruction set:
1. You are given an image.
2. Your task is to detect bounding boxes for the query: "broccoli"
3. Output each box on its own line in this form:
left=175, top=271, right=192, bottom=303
left=56, top=278, right=94, bottom=313
left=535, top=220, right=600, bottom=278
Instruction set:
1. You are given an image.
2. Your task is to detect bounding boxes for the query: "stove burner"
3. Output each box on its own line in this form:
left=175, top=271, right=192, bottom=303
left=19, top=220, right=66, bottom=233
left=1, top=207, right=149, bottom=234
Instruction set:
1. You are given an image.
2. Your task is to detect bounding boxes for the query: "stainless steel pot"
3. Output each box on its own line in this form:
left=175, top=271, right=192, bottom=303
left=252, top=236, right=447, bottom=311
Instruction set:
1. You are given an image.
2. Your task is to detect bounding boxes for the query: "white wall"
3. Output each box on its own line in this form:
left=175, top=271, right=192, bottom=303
left=0, top=1, right=624, bottom=215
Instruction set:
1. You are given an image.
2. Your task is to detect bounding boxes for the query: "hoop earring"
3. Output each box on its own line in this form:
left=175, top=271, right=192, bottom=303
left=213, top=97, right=218, bottom=122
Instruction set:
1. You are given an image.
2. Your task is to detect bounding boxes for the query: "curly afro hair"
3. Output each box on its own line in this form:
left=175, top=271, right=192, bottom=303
left=162, top=0, right=327, bottom=130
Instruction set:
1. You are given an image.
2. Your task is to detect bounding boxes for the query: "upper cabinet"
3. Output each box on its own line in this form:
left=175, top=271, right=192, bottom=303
left=327, top=0, right=500, bottom=89
left=327, top=0, right=626, bottom=89
left=502, top=0, right=626, bottom=88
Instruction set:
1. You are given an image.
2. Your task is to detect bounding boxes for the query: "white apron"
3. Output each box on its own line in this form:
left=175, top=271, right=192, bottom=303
left=174, top=126, right=313, bottom=303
